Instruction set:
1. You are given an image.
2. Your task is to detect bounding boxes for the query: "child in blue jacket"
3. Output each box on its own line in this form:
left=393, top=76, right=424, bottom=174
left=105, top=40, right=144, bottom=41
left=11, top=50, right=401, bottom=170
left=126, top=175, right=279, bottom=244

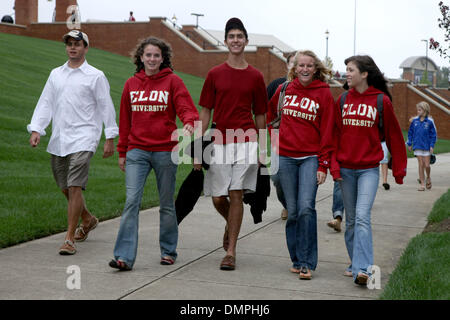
left=407, top=101, right=437, bottom=191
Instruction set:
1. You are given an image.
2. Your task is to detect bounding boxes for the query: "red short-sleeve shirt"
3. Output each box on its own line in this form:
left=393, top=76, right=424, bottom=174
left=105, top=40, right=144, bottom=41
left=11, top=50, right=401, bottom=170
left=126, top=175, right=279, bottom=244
left=199, top=62, right=268, bottom=143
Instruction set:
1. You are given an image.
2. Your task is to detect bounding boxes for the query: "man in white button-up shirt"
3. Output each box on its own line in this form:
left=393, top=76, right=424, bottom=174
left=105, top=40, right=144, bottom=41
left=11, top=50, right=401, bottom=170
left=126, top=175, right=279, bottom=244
left=27, top=30, right=119, bottom=255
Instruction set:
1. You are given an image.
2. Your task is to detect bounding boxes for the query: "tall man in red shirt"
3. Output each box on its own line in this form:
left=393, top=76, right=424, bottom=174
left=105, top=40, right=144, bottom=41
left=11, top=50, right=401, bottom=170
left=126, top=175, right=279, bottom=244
left=196, top=18, right=268, bottom=270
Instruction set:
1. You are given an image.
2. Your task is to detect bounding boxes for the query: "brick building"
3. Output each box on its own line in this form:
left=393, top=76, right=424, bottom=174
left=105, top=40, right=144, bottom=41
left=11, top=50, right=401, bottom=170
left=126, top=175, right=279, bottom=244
left=400, top=56, right=439, bottom=87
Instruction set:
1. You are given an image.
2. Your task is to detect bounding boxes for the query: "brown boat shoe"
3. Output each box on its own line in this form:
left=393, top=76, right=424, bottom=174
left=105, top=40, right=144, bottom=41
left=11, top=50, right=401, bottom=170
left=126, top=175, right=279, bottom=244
left=74, top=216, right=99, bottom=242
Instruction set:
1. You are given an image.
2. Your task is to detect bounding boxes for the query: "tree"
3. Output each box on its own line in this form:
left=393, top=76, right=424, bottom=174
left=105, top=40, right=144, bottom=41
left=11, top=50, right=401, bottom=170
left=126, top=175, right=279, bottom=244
left=420, top=70, right=432, bottom=85
left=323, top=56, right=334, bottom=72
left=430, top=1, right=450, bottom=60
left=437, top=66, right=450, bottom=87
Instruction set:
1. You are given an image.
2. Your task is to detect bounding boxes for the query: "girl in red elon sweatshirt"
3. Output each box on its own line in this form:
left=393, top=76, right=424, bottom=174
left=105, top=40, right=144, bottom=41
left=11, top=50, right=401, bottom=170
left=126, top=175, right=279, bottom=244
left=110, top=37, right=199, bottom=271
left=268, top=50, right=335, bottom=280
left=332, top=55, right=407, bottom=286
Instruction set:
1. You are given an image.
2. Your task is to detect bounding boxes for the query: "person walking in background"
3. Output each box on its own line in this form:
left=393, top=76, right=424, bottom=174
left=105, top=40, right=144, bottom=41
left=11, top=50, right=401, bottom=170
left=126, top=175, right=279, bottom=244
left=331, top=55, right=407, bottom=286
left=380, top=141, right=390, bottom=190
left=268, top=50, right=335, bottom=280
left=407, top=101, right=437, bottom=191
left=109, top=37, right=199, bottom=271
left=128, top=11, right=136, bottom=21
left=266, top=52, right=295, bottom=220
left=326, top=181, right=344, bottom=232
left=267, top=52, right=296, bottom=100
left=28, top=30, right=118, bottom=255
left=195, top=17, right=268, bottom=271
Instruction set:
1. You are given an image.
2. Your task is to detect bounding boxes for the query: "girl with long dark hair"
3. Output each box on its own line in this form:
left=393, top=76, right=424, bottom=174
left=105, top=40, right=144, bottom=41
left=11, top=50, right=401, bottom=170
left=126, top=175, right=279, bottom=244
left=331, top=55, right=407, bottom=285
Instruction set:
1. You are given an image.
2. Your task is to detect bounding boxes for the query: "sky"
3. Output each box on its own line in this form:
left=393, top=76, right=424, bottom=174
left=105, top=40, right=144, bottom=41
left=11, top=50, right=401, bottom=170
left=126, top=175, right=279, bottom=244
left=1, top=0, right=449, bottom=79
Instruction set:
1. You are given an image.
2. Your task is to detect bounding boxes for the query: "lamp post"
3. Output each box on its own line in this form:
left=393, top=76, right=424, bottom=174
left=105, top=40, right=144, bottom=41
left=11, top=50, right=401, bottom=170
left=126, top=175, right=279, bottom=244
left=191, top=13, right=204, bottom=28
left=325, top=29, right=329, bottom=61
left=421, top=39, right=429, bottom=84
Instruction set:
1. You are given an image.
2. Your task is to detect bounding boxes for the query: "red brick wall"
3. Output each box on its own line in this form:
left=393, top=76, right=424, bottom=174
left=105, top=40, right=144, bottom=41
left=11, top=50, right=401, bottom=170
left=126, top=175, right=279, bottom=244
left=14, top=0, right=38, bottom=26
left=0, top=23, right=27, bottom=35
left=330, top=86, right=345, bottom=101
left=55, top=0, right=78, bottom=22
left=433, top=88, right=450, bottom=101
left=392, top=81, right=450, bottom=139
left=402, top=70, right=414, bottom=83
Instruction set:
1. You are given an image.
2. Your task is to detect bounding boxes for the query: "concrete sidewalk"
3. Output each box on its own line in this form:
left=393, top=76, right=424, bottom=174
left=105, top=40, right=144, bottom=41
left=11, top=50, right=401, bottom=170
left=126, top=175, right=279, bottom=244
left=0, top=154, right=448, bottom=300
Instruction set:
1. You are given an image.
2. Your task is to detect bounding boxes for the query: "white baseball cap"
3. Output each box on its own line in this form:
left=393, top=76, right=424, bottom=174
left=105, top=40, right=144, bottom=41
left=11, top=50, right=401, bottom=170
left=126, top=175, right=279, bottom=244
left=63, top=30, right=89, bottom=46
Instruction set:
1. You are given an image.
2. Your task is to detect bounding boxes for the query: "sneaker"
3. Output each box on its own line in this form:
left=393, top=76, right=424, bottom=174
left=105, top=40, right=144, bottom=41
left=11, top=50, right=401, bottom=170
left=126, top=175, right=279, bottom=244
left=59, top=240, right=76, bottom=255
left=281, top=209, right=288, bottom=220
left=383, top=183, right=390, bottom=190
left=74, top=216, right=99, bottom=242
left=327, top=218, right=342, bottom=232
left=299, top=266, right=312, bottom=280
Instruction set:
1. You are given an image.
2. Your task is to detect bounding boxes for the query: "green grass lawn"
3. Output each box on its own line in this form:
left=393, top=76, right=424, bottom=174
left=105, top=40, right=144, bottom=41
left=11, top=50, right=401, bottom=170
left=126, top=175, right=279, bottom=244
left=379, top=189, right=450, bottom=300
left=0, top=32, right=204, bottom=248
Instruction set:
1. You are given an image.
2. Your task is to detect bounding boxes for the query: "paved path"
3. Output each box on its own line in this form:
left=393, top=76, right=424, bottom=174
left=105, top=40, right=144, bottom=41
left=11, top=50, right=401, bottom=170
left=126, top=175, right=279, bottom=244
left=0, top=154, right=448, bottom=300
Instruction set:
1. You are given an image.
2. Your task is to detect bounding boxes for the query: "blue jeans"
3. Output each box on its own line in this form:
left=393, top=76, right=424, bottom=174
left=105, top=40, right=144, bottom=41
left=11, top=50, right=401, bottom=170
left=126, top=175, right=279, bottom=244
left=332, top=181, right=344, bottom=219
left=113, top=148, right=178, bottom=268
left=271, top=172, right=287, bottom=209
left=279, top=156, right=318, bottom=270
left=339, top=167, right=379, bottom=279
left=270, top=150, right=286, bottom=209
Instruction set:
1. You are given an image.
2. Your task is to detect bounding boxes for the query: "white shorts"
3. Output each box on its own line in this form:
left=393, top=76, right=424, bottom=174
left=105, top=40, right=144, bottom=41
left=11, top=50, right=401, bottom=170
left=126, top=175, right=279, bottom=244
left=379, top=141, right=389, bottom=164
left=204, top=142, right=258, bottom=197
left=414, top=149, right=431, bottom=156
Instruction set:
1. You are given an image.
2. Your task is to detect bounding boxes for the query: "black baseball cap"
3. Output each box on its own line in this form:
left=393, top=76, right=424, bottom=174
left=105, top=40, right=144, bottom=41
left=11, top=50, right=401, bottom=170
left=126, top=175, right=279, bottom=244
left=225, top=17, right=248, bottom=39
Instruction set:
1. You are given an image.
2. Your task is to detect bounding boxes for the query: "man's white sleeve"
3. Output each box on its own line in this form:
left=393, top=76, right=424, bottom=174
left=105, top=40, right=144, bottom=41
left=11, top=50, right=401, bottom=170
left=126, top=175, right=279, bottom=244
left=95, top=73, right=118, bottom=139
left=27, top=74, right=54, bottom=136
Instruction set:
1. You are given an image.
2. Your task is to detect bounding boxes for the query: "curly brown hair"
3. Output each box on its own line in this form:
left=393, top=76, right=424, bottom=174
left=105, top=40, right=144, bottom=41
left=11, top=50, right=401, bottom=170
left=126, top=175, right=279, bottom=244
left=132, top=37, right=173, bottom=73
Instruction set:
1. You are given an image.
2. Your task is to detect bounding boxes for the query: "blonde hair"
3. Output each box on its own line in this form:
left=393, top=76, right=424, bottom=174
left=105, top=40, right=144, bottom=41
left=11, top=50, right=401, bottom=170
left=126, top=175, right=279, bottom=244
left=287, top=50, right=332, bottom=82
left=416, top=101, right=430, bottom=117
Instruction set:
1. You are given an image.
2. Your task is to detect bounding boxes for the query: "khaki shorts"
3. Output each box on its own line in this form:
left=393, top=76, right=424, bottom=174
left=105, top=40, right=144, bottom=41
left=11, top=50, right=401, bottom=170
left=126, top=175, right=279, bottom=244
left=51, top=151, right=94, bottom=190
left=204, top=142, right=258, bottom=197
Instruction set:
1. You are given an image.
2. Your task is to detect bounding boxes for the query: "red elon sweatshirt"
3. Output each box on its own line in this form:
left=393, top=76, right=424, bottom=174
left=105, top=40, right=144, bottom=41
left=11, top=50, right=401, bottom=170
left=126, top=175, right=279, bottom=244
left=330, top=86, right=407, bottom=183
left=267, top=78, right=335, bottom=173
left=117, top=68, right=199, bottom=157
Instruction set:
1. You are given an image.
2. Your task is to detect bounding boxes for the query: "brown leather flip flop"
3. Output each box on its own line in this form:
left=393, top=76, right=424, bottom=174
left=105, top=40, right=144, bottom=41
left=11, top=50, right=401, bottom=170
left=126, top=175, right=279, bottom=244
left=220, top=255, right=235, bottom=270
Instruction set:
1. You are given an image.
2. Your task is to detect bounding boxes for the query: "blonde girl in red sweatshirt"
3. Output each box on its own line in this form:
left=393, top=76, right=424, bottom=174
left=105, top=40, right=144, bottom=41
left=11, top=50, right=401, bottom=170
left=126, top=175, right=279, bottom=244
left=332, top=55, right=407, bottom=285
left=268, top=50, right=335, bottom=280
left=109, top=37, right=199, bottom=271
